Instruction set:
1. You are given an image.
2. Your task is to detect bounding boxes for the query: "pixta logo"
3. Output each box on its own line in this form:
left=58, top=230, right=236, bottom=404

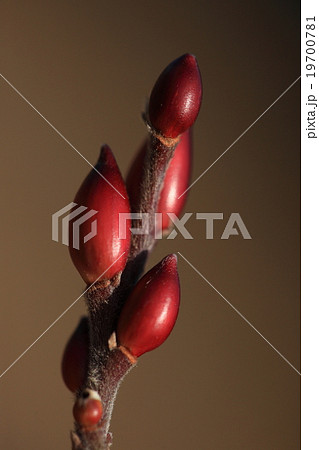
left=52, top=202, right=98, bottom=249
left=118, top=212, right=252, bottom=240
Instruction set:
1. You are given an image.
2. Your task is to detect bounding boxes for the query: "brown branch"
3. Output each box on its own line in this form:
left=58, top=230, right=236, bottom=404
left=71, top=118, right=178, bottom=450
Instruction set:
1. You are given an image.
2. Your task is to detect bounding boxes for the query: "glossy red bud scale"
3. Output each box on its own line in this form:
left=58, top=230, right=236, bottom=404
left=149, top=54, right=202, bottom=138
left=116, top=254, right=180, bottom=357
left=126, top=130, right=192, bottom=231
left=159, top=129, right=192, bottom=229
left=69, top=145, right=131, bottom=285
left=73, top=389, right=103, bottom=428
left=61, top=317, right=89, bottom=393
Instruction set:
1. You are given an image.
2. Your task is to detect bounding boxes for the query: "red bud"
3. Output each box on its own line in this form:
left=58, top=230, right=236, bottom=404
left=116, top=254, right=180, bottom=357
left=73, top=389, right=103, bottom=428
left=61, top=317, right=89, bottom=392
left=148, top=54, right=202, bottom=138
left=156, top=129, right=192, bottom=230
left=69, top=145, right=131, bottom=285
left=126, top=130, right=192, bottom=231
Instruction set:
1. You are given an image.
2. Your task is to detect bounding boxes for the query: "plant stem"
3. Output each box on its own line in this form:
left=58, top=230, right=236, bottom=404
left=72, top=348, right=135, bottom=450
left=71, top=116, right=179, bottom=450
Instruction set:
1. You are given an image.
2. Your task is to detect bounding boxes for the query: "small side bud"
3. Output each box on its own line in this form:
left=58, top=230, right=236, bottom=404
left=69, top=145, right=131, bottom=285
left=73, top=389, right=103, bottom=428
left=148, top=54, right=202, bottom=138
left=61, top=317, right=89, bottom=392
left=116, top=254, right=180, bottom=357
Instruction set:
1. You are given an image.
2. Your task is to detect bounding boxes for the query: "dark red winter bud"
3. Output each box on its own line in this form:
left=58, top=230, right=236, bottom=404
left=126, top=130, right=192, bottom=231
left=148, top=54, right=202, bottom=138
left=73, top=389, right=103, bottom=428
left=61, top=317, right=89, bottom=393
left=116, top=254, right=180, bottom=357
left=69, top=145, right=131, bottom=285
left=157, top=129, right=192, bottom=230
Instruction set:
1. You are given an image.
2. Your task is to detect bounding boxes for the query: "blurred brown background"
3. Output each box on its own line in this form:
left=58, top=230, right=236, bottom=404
left=0, top=1, right=300, bottom=449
